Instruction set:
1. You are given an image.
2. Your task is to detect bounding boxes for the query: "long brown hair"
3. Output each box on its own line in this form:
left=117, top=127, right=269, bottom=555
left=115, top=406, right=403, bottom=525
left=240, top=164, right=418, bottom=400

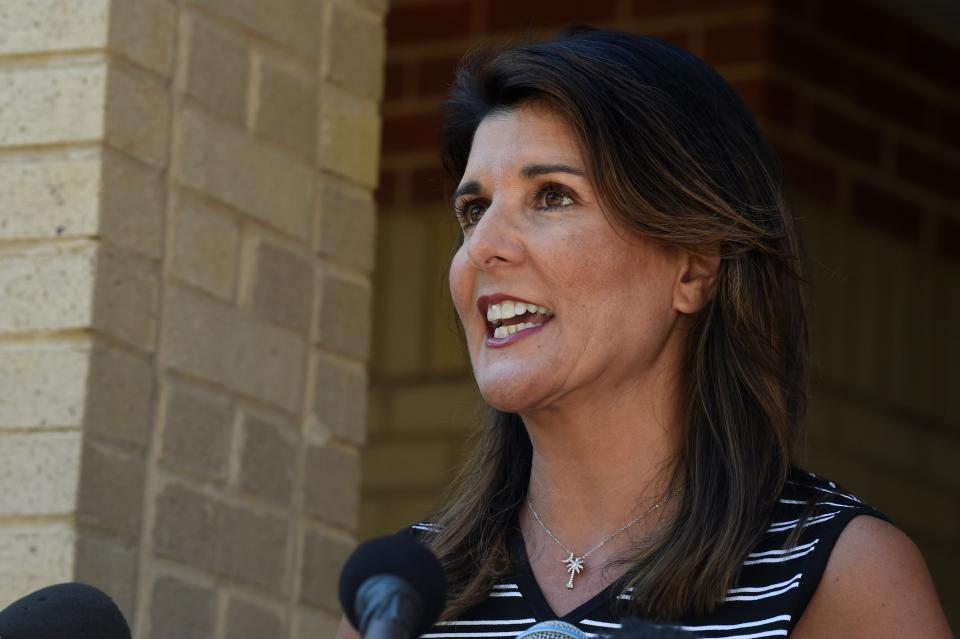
left=428, top=26, right=810, bottom=621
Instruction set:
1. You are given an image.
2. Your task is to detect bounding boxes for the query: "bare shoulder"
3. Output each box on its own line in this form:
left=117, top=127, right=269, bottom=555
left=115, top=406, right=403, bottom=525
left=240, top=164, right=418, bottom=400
left=792, top=515, right=954, bottom=638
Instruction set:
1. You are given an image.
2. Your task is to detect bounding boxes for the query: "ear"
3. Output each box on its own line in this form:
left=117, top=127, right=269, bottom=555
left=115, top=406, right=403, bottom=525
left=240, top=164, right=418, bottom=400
left=673, top=250, right=720, bottom=314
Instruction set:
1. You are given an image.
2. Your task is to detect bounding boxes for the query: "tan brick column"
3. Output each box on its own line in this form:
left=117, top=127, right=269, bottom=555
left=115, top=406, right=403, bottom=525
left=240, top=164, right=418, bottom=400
left=0, top=0, right=384, bottom=636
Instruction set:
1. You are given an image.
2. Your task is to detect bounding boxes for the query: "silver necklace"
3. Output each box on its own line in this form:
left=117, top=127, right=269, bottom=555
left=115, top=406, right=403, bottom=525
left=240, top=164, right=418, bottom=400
left=527, top=491, right=675, bottom=589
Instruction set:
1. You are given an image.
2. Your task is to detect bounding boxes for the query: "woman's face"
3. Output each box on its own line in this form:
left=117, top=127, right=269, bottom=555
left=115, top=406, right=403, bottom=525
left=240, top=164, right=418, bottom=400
left=448, top=103, right=686, bottom=413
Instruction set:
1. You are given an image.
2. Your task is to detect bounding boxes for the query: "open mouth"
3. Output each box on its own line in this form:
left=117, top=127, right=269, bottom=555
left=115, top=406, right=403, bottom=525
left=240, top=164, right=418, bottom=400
left=481, top=298, right=554, bottom=339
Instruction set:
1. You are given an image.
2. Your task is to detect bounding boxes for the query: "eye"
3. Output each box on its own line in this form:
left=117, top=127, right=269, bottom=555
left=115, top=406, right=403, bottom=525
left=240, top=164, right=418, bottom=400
left=454, top=199, right=487, bottom=229
left=536, top=184, right=576, bottom=210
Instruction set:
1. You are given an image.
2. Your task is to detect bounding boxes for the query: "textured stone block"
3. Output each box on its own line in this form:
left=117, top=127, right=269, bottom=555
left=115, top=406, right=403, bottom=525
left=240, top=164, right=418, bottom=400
left=0, top=153, right=100, bottom=241
left=177, top=107, right=314, bottom=239
left=108, top=0, right=176, bottom=75
left=0, top=431, right=82, bottom=515
left=152, top=482, right=219, bottom=572
left=0, top=523, right=75, bottom=608
left=318, top=272, right=372, bottom=360
left=75, top=533, right=139, bottom=622
left=0, top=340, right=90, bottom=429
left=0, top=0, right=108, bottom=56
left=216, top=503, right=289, bottom=591
left=250, top=240, right=314, bottom=335
left=77, top=441, right=146, bottom=542
left=312, top=353, right=367, bottom=443
left=153, top=482, right=290, bottom=589
left=323, top=4, right=385, bottom=100
left=316, top=176, right=376, bottom=272
left=257, top=58, right=316, bottom=159
left=304, top=444, right=359, bottom=528
left=0, top=241, right=96, bottom=335
left=171, top=196, right=239, bottom=301
left=84, top=342, right=155, bottom=448
left=0, top=64, right=107, bottom=146
left=185, top=17, right=248, bottom=123
left=161, top=382, right=233, bottom=482
left=318, top=83, right=380, bottom=187
left=201, top=0, right=323, bottom=58
left=101, top=148, right=166, bottom=259
left=238, top=413, right=297, bottom=505
left=162, top=285, right=306, bottom=411
left=104, top=63, right=170, bottom=167
left=149, top=575, right=216, bottom=639
left=300, top=529, right=353, bottom=609
left=226, top=596, right=287, bottom=639
left=295, top=608, right=341, bottom=639
left=93, top=244, right=160, bottom=352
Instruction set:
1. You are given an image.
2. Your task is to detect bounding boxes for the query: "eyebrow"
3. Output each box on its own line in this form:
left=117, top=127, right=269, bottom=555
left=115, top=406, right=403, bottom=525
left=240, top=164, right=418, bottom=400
left=451, top=163, right=586, bottom=206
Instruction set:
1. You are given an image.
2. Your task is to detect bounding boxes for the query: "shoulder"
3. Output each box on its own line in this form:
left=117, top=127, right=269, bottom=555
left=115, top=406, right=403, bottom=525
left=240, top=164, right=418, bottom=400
left=789, top=497, right=953, bottom=637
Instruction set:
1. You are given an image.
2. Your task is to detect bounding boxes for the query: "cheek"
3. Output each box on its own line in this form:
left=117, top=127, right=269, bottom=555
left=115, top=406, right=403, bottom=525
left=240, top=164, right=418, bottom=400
left=448, top=248, right=473, bottom=324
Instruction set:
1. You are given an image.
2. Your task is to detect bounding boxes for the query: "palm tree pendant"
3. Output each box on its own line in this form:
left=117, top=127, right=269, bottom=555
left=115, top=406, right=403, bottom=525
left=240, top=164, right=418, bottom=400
left=562, top=551, right=585, bottom=589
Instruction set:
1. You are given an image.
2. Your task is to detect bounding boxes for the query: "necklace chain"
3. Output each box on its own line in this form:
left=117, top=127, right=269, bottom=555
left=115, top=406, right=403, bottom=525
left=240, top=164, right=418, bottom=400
left=527, top=490, right=676, bottom=589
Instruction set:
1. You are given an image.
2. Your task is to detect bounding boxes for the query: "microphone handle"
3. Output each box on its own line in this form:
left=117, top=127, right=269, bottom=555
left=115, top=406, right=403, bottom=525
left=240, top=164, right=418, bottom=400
left=356, top=574, right=423, bottom=639
left=364, top=618, right=412, bottom=639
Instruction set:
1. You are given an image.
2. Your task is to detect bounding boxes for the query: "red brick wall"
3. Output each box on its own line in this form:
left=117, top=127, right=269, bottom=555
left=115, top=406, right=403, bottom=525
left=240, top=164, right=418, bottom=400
left=369, top=0, right=960, bottom=626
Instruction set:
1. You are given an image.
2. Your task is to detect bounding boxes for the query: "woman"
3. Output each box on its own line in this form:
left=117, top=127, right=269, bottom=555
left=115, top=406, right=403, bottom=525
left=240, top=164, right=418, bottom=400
left=338, top=27, right=952, bottom=638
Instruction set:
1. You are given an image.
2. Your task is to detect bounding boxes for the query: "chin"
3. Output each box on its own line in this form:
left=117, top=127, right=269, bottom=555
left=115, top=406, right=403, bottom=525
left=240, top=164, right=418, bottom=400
left=475, top=376, right=539, bottom=414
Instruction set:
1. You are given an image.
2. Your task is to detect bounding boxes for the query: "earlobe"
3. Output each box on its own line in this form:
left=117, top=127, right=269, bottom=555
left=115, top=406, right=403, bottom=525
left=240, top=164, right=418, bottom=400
left=674, top=250, right=720, bottom=314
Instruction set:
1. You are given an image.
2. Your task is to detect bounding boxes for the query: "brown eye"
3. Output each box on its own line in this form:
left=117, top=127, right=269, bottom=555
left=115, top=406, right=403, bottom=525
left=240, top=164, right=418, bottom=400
left=538, top=185, right=575, bottom=210
left=455, top=200, right=487, bottom=228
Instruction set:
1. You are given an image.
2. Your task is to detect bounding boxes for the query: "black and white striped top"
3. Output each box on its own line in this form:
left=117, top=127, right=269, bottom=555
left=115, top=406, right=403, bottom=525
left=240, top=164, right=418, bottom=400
left=408, top=469, right=890, bottom=638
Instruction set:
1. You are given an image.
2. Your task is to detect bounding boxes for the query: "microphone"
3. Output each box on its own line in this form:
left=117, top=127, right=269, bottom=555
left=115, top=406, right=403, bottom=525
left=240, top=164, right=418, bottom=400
left=338, top=534, right=447, bottom=639
left=0, top=582, right=131, bottom=639
left=515, top=618, right=695, bottom=639
left=517, top=620, right=590, bottom=638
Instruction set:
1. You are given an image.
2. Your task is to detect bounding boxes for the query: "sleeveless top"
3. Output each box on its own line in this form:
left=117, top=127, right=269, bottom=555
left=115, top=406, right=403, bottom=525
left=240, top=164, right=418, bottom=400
left=407, top=468, right=891, bottom=638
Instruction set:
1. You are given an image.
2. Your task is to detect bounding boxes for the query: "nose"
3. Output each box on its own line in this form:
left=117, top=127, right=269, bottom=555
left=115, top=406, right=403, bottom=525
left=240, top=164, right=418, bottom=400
left=464, top=202, right=525, bottom=270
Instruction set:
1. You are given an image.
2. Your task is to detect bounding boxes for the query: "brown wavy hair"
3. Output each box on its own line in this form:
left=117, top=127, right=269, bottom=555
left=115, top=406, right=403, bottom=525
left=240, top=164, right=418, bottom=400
left=427, top=26, right=811, bottom=621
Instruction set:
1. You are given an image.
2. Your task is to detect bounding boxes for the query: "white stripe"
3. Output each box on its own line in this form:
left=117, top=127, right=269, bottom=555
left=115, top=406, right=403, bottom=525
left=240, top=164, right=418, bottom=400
left=747, top=539, right=818, bottom=558
left=728, top=574, right=801, bottom=595
left=491, top=584, right=518, bottom=590
left=681, top=614, right=791, bottom=632
left=489, top=592, right=523, bottom=598
left=767, top=511, right=838, bottom=533
left=436, top=619, right=535, bottom=627
left=779, top=498, right=859, bottom=509
left=788, top=481, right=862, bottom=503
left=767, top=511, right=839, bottom=529
left=579, top=619, right=622, bottom=628
left=724, top=581, right=800, bottom=602
left=744, top=547, right=816, bottom=565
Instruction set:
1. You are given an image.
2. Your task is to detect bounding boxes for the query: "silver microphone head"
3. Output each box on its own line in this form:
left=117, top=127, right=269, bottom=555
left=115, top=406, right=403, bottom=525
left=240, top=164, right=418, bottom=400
left=517, top=620, right=589, bottom=639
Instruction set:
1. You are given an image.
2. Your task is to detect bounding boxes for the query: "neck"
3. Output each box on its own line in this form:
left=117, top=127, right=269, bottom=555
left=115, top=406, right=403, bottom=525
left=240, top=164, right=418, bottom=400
left=520, top=351, right=684, bottom=556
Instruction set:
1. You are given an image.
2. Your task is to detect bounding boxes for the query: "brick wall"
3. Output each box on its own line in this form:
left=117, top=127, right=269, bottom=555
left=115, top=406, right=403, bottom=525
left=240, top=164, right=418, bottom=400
left=0, top=0, right=385, bottom=636
left=367, top=0, right=960, bottom=626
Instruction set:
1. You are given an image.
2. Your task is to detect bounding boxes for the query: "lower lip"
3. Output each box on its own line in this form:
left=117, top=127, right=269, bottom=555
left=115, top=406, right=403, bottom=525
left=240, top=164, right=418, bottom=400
left=485, top=319, right=552, bottom=348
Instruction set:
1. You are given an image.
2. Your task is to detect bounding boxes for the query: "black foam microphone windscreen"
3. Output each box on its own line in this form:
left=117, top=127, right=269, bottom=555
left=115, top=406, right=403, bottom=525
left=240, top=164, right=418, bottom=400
left=0, top=582, right=131, bottom=639
left=338, top=533, right=447, bottom=637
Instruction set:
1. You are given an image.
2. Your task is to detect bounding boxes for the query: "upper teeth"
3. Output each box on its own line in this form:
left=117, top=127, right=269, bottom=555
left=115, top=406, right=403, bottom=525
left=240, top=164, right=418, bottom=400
left=486, top=300, right=553, bottom=324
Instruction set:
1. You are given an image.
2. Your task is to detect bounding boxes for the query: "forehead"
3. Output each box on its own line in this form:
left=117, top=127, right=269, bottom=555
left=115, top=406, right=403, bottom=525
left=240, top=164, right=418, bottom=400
left=464, top=104, right=584, bottom=177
